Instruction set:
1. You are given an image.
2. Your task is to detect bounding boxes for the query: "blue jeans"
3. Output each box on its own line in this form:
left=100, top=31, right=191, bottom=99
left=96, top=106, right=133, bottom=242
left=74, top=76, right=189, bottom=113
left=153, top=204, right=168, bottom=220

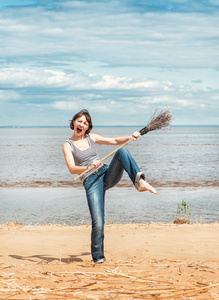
left=83, top=148, right=143, bottom=263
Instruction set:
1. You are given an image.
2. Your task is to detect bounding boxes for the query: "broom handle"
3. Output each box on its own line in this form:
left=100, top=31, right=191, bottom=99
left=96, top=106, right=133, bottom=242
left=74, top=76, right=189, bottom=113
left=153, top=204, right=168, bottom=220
left=73, top=137, right=134, bottom=182
left=100, top=137, right=134, bottom=162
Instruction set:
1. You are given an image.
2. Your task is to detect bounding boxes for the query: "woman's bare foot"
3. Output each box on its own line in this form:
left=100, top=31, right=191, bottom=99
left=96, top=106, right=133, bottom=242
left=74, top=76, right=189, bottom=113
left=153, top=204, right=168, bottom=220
left=138, top=178, right=158, bottom=194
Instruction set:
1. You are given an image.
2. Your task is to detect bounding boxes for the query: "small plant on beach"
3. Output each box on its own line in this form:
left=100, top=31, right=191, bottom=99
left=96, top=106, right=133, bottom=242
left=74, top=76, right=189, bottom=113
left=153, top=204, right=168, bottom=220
left=174, top=200, right=191, bottom=224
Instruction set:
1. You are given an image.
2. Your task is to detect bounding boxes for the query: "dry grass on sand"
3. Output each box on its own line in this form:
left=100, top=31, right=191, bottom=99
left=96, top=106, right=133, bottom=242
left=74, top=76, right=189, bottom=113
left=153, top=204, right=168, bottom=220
left=0, top=222, right=218, bottom=299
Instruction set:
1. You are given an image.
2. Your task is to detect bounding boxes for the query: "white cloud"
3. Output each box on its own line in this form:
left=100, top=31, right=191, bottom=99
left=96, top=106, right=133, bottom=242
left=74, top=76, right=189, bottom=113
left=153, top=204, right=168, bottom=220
left=0, top=89, right=19, bottom=101
left=209, top=0, right=219, bottom=5
left=0, top=0, right=218, bottom=126
left=176, top=99, right=191, bottom=107
left=0, top=2, right=218, bottom=68
left=51, top=100, right=111, bottom=113
left=0, top=68, right=90, bottom=89
left=93, top=75, right=165, bottom=90
left=138, top=95, right=195, bottom=108
left=0, top=67, right=217, bottom=111
left=0, top=68, right=176, bottom=91
left=51, top=101, right=78, bottom=111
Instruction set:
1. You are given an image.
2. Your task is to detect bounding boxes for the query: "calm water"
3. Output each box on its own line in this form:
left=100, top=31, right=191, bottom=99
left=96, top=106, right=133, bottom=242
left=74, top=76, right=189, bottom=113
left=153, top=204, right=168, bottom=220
left=0, top=126, right=218, bottom=224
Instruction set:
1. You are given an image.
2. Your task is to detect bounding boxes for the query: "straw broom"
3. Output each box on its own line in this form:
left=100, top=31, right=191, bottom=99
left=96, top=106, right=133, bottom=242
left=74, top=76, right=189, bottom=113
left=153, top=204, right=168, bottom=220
left=73, top=108, right=172, bottom=182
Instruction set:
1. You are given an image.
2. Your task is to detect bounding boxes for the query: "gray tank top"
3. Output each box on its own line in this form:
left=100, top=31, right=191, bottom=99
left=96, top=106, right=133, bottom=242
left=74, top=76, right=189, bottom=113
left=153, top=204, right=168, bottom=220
left=66, top=135, right=102, bottom=181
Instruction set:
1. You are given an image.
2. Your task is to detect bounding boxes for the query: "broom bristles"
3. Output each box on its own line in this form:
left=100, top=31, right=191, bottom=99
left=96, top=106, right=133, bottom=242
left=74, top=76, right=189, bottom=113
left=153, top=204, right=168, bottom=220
left=147, top=109, right=172, bottom=132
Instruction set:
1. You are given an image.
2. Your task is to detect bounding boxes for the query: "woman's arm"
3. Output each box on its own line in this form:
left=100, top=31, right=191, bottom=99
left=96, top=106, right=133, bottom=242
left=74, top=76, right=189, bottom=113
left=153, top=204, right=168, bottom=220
left=90, top=132, right=140, bottom=145
left=62, top=142, right=88, bottom=174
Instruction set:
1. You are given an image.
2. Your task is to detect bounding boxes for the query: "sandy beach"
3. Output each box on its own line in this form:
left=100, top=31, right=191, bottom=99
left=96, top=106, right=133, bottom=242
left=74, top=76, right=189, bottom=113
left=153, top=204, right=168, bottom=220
left=0, top=222, right=218, bottom=299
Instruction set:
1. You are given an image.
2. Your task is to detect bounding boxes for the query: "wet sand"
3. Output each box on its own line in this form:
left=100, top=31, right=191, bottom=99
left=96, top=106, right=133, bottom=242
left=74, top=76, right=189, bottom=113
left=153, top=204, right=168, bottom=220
left=1, top=187, right=219, bottom=225
left=0, top=222, right=218, bottom=299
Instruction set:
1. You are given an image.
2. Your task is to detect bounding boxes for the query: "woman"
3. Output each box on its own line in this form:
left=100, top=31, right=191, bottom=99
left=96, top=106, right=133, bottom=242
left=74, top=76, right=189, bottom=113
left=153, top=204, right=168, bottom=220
left=63, top=109, right=157, bottom=264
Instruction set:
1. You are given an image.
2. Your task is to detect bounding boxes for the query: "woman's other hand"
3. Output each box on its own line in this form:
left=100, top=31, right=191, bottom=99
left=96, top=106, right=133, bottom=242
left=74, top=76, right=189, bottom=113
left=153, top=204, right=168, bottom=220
left=92, top=160, right=102, bottom=169
left=132, top=131, right=140, bottom=141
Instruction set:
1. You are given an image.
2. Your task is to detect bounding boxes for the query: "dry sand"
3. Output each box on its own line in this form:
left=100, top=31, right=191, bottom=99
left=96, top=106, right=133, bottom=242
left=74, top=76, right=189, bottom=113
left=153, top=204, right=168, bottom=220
left=0, top=222, right=218, bottom=299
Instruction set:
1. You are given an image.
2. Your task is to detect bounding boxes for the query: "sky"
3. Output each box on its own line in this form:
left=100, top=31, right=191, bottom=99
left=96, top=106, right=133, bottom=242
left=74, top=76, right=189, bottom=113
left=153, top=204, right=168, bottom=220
left=0, top=0, right=218, bottom=126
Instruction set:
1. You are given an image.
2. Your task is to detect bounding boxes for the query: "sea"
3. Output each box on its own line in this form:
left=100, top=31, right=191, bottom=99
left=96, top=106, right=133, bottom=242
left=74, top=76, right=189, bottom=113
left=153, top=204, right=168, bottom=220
left=0, top=126, right=218, bottom=225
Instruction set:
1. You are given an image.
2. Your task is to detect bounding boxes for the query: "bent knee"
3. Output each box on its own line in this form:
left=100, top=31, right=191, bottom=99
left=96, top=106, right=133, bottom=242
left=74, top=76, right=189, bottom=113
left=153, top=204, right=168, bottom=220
left=117, top=147, right=129, bottom=156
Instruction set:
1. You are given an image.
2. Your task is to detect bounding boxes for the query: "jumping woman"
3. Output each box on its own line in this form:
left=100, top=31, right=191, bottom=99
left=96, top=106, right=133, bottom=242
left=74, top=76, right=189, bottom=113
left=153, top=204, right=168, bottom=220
left=63, top=109, right=157, bottom=264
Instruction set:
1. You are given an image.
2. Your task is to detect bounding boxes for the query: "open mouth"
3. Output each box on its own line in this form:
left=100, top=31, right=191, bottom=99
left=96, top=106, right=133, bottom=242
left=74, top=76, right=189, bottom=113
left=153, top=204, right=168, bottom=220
left=76, top=128, right=82, bottom=134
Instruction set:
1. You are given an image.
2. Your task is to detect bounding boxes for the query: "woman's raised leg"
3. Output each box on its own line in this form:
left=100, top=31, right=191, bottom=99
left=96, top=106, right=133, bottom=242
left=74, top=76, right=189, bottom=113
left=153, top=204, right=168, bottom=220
left=104, top=148, right=157, bottom=194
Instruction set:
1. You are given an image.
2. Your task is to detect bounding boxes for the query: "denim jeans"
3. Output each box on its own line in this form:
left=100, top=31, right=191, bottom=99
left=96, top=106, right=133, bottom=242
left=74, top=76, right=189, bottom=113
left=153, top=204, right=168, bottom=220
left=83, top=148, right=143, bottom=263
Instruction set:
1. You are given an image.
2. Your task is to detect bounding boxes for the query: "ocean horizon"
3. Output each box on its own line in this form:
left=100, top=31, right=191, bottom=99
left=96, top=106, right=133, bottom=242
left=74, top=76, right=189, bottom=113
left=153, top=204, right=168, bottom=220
left=0, top=125, right=219, bottom=128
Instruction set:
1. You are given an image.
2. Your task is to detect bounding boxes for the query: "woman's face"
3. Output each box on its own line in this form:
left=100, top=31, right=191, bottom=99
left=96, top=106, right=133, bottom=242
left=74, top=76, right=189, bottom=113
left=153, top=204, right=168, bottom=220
left=73, top=115, right=89, bottom=137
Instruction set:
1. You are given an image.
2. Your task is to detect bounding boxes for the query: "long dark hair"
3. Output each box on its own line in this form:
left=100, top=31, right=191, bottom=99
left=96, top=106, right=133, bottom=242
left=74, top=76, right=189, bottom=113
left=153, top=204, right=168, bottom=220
left=70, top=109, right=93, bottom=134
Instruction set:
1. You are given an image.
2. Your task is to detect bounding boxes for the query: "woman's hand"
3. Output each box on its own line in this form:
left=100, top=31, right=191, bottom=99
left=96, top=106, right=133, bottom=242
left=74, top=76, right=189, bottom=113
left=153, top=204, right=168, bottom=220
left=132, top=131, right=140, bottom=141
left=92, top=160, right=102, bottom=169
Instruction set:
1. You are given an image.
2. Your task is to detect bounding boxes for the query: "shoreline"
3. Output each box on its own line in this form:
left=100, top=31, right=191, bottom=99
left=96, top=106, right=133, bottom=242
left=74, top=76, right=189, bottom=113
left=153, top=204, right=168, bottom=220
left=1, top=220, right=219, bottom=227
left=1, top=187, right=218, bottom=225
left=1, top=180, right=219, bottom=188
left=0, top=222, right=218, bottom=299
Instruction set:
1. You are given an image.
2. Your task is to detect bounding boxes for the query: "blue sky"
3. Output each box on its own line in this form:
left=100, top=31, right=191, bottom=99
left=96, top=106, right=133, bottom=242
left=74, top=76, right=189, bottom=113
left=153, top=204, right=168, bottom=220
left=0, top=0, right=218, bottom=126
